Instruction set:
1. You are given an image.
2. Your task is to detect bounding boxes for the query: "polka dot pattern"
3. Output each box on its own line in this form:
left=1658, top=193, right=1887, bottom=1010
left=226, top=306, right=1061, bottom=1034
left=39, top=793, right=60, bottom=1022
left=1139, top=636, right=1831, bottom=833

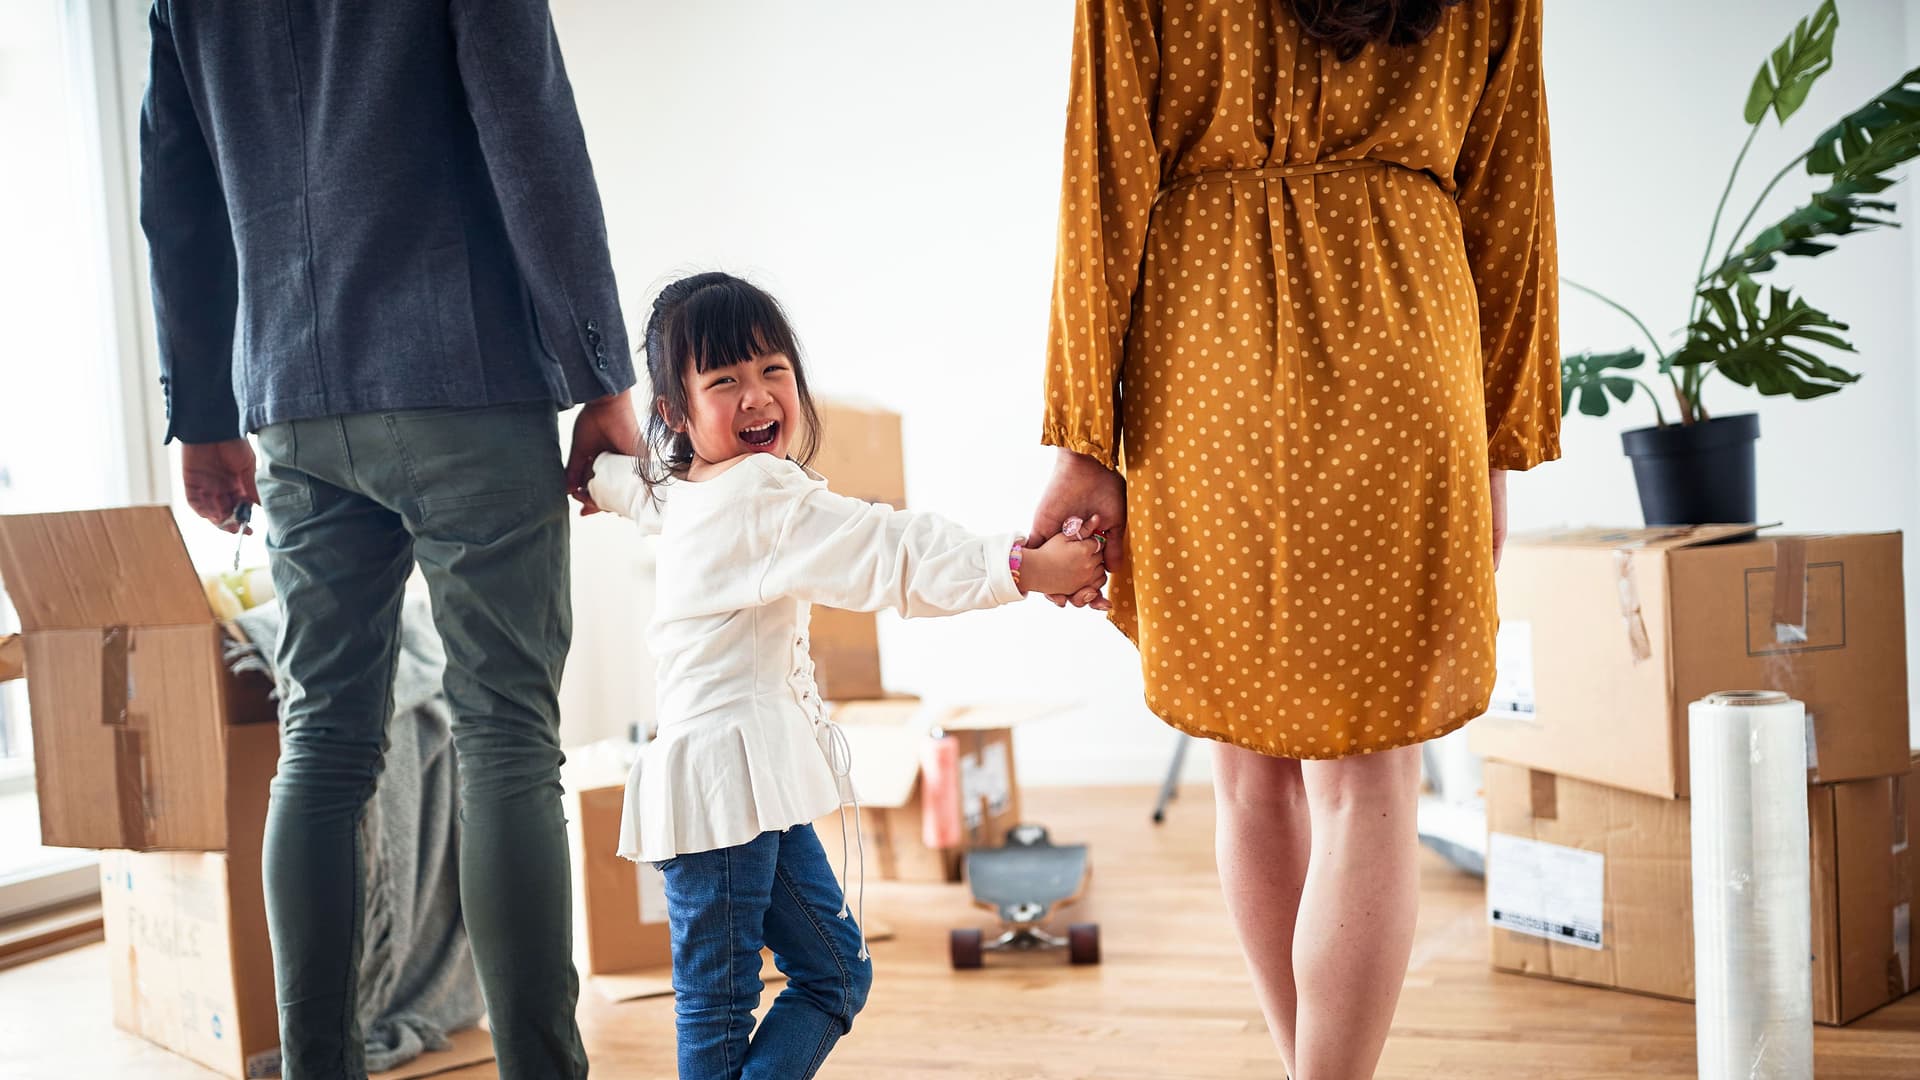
left=1043, top=0, right=1561, bottom=759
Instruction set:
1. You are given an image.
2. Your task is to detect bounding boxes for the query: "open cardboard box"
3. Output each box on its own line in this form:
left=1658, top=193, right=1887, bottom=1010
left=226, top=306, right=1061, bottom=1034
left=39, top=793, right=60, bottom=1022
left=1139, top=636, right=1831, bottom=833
left=814, top=698, right=1049, bottom=884
left=0, top=508, right=492, bottom=1075
left=0, top=506, right=277, bottom=850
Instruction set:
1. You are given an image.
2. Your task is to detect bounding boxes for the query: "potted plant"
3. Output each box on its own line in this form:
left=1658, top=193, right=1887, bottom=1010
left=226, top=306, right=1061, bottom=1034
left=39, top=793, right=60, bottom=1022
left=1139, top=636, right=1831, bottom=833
left=1560, top=1, right=1920, bottom=525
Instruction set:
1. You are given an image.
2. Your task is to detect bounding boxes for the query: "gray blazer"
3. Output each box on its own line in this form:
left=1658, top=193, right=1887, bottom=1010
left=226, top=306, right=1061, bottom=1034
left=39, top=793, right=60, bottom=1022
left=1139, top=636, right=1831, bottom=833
left=141, top=0, right=635, bottom=444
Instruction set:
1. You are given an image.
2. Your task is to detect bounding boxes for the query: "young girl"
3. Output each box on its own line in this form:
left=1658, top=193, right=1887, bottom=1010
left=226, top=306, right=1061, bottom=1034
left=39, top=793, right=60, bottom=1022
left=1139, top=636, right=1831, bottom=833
left=586, top=271, right=1107, bottom=1080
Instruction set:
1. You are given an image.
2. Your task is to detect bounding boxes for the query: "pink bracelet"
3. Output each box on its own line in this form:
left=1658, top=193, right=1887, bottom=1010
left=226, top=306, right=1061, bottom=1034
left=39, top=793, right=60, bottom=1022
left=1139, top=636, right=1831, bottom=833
left=1009, top=538, right=1026, bottom=592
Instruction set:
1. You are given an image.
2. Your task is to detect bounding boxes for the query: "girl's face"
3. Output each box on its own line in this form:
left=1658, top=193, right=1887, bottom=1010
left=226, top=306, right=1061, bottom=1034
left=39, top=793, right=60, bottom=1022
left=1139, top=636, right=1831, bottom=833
left=665, top=352, right=801, bottom=465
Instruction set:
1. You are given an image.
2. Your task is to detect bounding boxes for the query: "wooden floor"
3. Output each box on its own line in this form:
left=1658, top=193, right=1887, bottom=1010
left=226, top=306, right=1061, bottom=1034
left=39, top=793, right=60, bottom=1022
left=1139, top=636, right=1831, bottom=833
left=4, top=784, right=1917, bottom=1078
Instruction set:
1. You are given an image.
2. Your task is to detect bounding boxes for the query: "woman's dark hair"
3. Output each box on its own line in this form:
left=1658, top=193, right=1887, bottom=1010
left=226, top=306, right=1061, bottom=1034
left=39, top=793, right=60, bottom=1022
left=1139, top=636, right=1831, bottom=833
left=637, top=271, right=822, bottom=491
left=1288, top=0, right=1465, bottom=61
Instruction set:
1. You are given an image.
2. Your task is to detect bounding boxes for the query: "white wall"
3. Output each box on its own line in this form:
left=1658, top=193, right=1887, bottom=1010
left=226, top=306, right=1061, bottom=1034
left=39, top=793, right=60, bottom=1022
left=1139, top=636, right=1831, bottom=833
left=551, top=0, right=1920, bottom=779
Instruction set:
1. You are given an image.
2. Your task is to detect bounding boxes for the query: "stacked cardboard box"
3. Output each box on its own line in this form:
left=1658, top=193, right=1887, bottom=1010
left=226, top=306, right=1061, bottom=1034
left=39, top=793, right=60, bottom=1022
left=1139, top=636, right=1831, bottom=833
left=1472, top=527, right=1916, bottom=1025
left=805, top=400, right=905, bottom=701
left=0, top=507, right=493, bottom=1077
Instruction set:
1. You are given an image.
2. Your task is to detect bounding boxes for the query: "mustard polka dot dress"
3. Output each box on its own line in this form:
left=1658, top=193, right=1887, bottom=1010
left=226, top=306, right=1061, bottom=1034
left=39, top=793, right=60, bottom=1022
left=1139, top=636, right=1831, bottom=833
left=1044, top=0, right=1561, bottom=759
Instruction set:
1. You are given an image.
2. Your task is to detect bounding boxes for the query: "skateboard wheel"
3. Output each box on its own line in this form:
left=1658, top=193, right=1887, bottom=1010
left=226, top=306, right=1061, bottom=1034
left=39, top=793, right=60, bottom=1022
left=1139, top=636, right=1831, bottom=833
left=950, top=928, right=985, bottom=970
left=1068, top=922, right=1100, bottom=965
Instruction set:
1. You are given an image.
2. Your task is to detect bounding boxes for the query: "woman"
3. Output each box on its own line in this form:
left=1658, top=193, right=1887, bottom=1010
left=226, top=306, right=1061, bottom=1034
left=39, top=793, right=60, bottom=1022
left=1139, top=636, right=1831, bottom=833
left=1030, top=1, right=1559, bottom=1076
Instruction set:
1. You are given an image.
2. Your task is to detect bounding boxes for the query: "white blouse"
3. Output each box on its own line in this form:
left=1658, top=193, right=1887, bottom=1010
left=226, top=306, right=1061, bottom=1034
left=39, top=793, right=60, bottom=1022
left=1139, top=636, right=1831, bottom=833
left=586, top=452, right=1022, bottom=865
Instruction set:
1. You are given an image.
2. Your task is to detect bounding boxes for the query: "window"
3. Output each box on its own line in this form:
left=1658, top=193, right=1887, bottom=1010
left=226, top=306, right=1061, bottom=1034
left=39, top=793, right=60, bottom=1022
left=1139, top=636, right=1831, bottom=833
left=0, top=1, right=160, bottom=916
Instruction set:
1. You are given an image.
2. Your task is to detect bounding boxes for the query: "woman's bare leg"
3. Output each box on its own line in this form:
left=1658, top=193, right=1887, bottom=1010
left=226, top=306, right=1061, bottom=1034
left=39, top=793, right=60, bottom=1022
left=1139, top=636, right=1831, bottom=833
left=1211, top=742, right=1312, bottom=1073
left=1292, top=744, right=1423, bottom=1080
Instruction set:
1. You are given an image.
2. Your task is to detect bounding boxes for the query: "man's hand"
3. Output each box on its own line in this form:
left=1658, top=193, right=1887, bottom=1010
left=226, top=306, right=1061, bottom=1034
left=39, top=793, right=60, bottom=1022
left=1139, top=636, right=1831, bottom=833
left=182, top=439, right=260, bottom=534
left=568, top=390, right=642, bottom=514
left=1490, top=466, right=1509, bottom=571
left=1029, top=449, right=1126, bottom=608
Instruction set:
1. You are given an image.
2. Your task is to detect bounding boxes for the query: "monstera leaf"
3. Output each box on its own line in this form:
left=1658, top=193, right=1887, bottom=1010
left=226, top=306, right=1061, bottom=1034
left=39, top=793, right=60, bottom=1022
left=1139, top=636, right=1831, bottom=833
left=1718, top=66, right=1920, bottom=280
left=1559, top=349, right=1646, bottom=418
left=1565, top=2, right=1893, bottom=429
left=1673, top=277, right=1858, bottom=400
left=1745, top=0, right=1838, bottom=125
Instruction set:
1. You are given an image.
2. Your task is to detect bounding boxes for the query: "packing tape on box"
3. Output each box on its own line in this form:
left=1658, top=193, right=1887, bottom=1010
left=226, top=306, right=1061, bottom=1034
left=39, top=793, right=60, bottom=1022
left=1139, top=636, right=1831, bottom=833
left=1611, top=550, right=1653, bottom=662
left=100, top=626, right=152, bottom=849
left=1688, top=691, right=1812, bottom=1079
left=1770, top=538, right=1810, bottom=645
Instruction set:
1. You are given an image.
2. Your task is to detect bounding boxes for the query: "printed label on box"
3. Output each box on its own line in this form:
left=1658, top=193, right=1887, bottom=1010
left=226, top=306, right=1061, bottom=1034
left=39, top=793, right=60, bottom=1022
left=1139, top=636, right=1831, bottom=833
left=978, top=742, right=1011, bottom=816
left=960, top=742, right=1013, bottom=828
left=1487, top=832, right=1604, bottom=950
left=637, top=861, right=670, bottom=925
left=1484, top=620, right=1537, bottom=722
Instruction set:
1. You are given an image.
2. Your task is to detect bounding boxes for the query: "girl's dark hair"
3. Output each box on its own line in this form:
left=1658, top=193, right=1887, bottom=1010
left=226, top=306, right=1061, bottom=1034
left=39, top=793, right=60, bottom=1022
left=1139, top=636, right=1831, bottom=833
left=1288, top=0, right=1465, bottom=61
left=638, top=271, right=822, bottom=490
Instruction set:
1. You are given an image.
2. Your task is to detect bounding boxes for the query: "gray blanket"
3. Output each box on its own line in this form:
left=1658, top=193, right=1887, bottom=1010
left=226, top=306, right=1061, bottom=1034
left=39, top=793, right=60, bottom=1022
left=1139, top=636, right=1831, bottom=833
left=229, top=593, right=485, bottom=1075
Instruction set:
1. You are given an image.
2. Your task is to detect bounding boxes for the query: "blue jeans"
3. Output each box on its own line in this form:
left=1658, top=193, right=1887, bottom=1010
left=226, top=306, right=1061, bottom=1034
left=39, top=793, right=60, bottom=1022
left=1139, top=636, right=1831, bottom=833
left=255, top=404, right=586, bottom=1079
left=657, top=825, right=873, bottom=1080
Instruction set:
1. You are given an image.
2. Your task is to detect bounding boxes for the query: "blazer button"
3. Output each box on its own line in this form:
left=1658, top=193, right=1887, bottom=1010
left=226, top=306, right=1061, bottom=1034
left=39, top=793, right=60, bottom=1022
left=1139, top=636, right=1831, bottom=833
left=585, top=318, right=599, bottom=333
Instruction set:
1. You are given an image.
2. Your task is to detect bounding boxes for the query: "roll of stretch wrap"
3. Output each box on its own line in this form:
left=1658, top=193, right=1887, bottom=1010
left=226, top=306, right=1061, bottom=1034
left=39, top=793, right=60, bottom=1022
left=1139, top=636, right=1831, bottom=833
left=1689, top=691, right=1813, bottom=1080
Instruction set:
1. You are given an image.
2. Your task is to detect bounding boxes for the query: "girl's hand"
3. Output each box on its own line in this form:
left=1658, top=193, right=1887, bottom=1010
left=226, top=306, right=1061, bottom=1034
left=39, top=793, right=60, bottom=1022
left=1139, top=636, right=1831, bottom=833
left=1021, top=530, right=1107, bottom=598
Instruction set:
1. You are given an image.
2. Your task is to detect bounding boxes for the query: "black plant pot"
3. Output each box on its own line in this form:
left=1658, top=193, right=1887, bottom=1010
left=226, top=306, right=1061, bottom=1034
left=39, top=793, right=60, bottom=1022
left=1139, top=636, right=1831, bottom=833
left=1619, top=413, right=1760, bottom=526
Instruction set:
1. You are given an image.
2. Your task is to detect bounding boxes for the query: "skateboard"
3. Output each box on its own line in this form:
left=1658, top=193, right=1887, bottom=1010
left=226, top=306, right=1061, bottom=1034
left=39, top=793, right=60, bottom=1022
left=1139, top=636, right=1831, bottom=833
left=950, top=824, right=1099, bottom=968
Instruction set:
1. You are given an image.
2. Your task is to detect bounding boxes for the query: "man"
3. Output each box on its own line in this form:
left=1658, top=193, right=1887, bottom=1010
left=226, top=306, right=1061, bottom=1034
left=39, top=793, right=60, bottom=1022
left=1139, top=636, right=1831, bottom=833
left=141, top=3, right=634, bottom=1076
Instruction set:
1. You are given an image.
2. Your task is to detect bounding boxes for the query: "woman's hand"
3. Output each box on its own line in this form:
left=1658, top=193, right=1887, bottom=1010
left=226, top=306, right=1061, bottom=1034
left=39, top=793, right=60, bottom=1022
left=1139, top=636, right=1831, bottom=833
left=1029, top=449, right=1126, bottom=607
left=1490, top=466, right=1509, bottom=570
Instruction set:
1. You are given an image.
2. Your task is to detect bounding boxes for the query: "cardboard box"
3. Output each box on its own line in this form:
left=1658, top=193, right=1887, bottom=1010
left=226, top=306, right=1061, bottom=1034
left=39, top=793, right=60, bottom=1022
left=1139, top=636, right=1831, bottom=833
left=1470, top=528, right=1909, bottom=798
left=1485, top=758, right=1919, bottom=1025
left=808, top=400, right=906, bottom=510
left=809, top=607, right=886, bottom=702
left=0, top=507, right=278, bottom=850
left=99, top=721, right=280, bottom=1077
left=101, top=721, right=495, bottom=1078
left=563, top=754, right=817, bottom=1003
left=814, top=699, right=1033, bottom=884
left=567, top=779, right=673, bottom=978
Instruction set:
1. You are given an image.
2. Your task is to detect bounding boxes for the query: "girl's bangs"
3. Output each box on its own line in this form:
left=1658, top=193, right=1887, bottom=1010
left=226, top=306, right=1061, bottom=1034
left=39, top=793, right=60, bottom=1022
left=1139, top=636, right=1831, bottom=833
left=677, top=283, right=799, bottom=374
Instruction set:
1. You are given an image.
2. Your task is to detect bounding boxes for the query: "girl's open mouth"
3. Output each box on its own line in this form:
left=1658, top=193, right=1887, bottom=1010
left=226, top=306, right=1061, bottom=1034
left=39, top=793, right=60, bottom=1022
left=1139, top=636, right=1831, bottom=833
left=739, top=419, right=779, bottom=449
